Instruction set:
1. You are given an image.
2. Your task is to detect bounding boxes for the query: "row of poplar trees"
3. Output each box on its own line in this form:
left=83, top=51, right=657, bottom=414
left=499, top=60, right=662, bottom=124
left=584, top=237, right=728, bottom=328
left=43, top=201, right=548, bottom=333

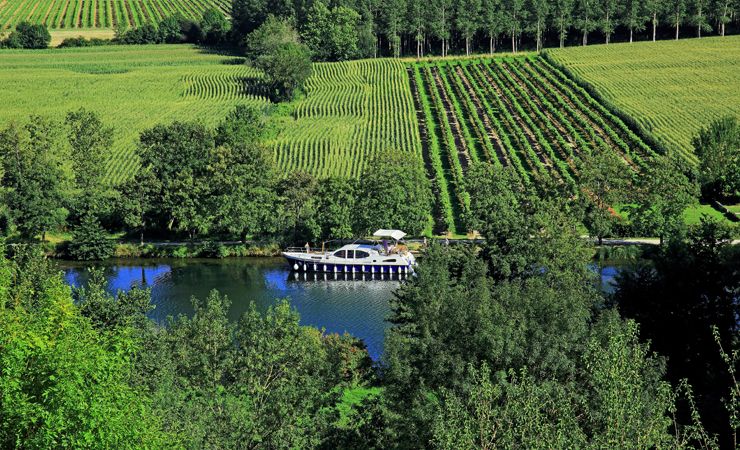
left=232, top=0, right=739, bottom=59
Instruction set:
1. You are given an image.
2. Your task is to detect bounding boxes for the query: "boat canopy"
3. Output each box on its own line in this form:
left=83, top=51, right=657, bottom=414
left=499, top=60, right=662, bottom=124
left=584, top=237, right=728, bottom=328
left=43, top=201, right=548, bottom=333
left=373, top=229, right=406, bottom=241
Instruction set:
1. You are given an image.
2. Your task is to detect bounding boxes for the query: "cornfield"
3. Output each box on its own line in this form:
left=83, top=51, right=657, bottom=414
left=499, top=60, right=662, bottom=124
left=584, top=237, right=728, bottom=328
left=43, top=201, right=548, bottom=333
left=0, top=0, right=229, bottom=30
left=548, top=36, right=740, bottom=164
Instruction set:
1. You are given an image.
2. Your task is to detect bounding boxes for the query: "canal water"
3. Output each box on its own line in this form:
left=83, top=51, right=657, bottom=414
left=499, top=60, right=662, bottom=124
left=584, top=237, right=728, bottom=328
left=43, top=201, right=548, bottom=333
left=61, top=258, right=628, bottom=360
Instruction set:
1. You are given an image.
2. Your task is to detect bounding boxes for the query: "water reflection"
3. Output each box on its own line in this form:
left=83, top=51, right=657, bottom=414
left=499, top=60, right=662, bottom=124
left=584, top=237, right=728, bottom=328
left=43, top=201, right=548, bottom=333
left=61, top=258, right=629, bottom=360
left=62, top=258, right=397, bottom=360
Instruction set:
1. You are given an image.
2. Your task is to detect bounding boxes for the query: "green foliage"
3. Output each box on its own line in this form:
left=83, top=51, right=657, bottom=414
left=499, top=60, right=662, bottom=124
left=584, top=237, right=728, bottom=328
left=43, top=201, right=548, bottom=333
left=314, top=177, right=357, bottom=240
left=67, top=214, right=115, bottom=261
left=254, top=40, right=313, bottom=101
left=0, top=119, right=70, bottom=241
left=302, top=1, right=362, bottom=61
left=694, top=115, right=740, bottom=201
left=1, top=22, right=50, bottom=49
left=627, top=155, right=699, bottom=243
left=356, top=149, right=432, bottom=236
left=0, top=249, right=171, bottom=448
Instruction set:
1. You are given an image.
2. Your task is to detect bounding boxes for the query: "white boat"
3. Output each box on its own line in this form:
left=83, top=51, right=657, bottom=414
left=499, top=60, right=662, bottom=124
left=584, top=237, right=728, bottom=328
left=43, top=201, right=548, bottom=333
left=282, top=229, right=416, bottom=275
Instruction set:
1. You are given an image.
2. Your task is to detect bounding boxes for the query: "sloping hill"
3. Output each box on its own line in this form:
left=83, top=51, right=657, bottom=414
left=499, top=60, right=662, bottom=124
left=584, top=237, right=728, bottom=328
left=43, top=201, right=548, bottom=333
left=548, top=36, right=740, bottom=164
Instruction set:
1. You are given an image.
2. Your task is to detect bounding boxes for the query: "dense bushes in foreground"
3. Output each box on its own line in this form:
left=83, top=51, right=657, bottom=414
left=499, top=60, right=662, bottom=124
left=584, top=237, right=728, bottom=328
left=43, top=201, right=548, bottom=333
left=1, top=168, right=737, bottom=447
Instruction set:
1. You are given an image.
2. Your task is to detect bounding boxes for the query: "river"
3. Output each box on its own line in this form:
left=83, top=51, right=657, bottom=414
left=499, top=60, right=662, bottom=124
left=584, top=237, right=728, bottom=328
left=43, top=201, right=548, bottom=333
left=61, top=258, right=627, bottom=360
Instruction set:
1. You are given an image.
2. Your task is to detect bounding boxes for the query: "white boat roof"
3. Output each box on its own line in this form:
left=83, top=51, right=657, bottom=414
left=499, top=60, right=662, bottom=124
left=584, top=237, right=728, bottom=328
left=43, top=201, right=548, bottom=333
left=337, top=243, right=378, bottom=251
left=373, top=229, right=406, bottom=240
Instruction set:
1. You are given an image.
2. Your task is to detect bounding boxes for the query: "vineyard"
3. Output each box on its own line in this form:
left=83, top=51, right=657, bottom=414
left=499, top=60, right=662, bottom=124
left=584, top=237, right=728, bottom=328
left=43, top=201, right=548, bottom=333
left=0, top=45, right=268, bottom=184
left=270, top=59, right=423, bottom=178
left=0, top=0, right=229, bottom=30
left=548, top=36, right=740, bottom=164
left=410, top=56, right=660, bottom=234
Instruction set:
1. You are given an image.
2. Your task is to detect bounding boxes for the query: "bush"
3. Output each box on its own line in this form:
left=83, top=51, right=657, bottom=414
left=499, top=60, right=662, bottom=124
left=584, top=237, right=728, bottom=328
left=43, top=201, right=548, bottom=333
left=58, top=37, right=111, bottom=48
left=67, top=216, right=115, bottom=261
left=2, top=22, right=50, bottom=49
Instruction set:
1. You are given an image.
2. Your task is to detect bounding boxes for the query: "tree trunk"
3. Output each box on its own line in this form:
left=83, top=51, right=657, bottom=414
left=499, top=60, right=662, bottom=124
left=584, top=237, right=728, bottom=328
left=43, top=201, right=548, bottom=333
left=140, top=230, right=144, bottom=246
left=630, top=27, right=633, bottom=42
left=489, top=35, right=494, bottom=55
left=42, top=231, right=46, bottom=242
left=583, top=30, right=588, bottom=46
left=536, top=20, right=541, bottom=51
left=653, top=13, right=657, bottom=41
left=697, top=8, right=702, bottom=37
left=675, top=15, right=680, bottom=40
left=605, top=12, right=610, bottom=44
left=465, top=36, right=470, bottom=56
left=511, top=30, right=515, bottom=53
left=599, top=235, right=603, bottom=246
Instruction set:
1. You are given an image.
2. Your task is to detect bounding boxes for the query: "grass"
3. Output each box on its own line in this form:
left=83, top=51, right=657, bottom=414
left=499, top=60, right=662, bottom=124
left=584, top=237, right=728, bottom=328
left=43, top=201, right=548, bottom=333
left=683, top=204, right=731, bottom=225
left=549, top=36, right=740, bottom=164
left=48, top=28, right=115, bottom=46
left=0, top=0, right=229, bottom=30
left=0, top=45, right=269, bottom=184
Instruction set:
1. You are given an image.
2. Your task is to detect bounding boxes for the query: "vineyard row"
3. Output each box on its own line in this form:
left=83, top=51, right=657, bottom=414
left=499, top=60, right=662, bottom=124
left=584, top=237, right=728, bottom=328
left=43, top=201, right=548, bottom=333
left=411, top=56, right=660, bottom=234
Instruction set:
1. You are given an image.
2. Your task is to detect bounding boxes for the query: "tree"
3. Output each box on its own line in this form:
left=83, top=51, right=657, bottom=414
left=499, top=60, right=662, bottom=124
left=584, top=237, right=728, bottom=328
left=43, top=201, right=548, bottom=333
left=613, top=217, right=740, bottom=446
left=644, top=0, right=666, bottom=41
left=691, top=0, right=713, bottom=36
left=315, top=177, right=357, bottom=240
left=158, top=15, right=185, bottom=43
left=210, top=106, right=279, bottom=241
left=67, top=214, right=116, bottom=261
left=118, top=169, right=159, bottom=245
left=381, top=0, right=405, bottom=57
left=579, top=147, right=633, bottom=245
left=553, top=0, right=575, bottom=47
left=355, top=150, right=432, bottom=236
left=2, top=21, right=51, bottom=48
left=456, top=0, right=481, bottom=55
left=575, top=0, right=601, bottom=45
left=278, top=171, right=320, bottom=242
left=668, top=0, right=688, bottom=39
left=243, top=15, right=299, bottom=60
left=481, top=0, right=505, bottom=53
left=713, top=0, right=733, bottom=36
left=504, top=0, right=528, bottom=52
left=407, top=0, right=427, bottom=57
left=254, top=40, right=312, bottom=101
left=0, top=119, right=70, bottom=241
left=628, top=155, right=699, bottom=244
left=601, top=0, right=624, bottom=44
left=428, top=0, right=453, bottom=56
left=693, top=115, right=740, bottom=201
left=529, top=0, right=550, bottom=51
left=624, top=0, right=648, bottom=42
left=302, top=1, right=362, bottom=61
left=200, top=8, right=231, bottom=44
left=0, top=250, right=170, bottom=447
left=65, top=108, right=113, bottom=220
left=137, top=121, right=215, bottom=238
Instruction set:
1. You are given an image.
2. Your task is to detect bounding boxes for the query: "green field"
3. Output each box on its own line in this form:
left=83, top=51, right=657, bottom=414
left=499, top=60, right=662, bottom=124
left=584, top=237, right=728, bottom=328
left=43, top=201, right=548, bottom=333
left=549, top=36, right=740, bottom=164
left=0, top=45, right=268, bottom=183
left=0, top=0, right=229, bottom=30
left=0, top=45, right=423, bottom=184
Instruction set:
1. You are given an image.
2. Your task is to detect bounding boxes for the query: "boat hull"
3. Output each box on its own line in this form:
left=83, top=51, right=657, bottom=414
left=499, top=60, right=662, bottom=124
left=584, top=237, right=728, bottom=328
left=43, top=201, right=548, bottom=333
left=282, top=253, right=414, bottom=275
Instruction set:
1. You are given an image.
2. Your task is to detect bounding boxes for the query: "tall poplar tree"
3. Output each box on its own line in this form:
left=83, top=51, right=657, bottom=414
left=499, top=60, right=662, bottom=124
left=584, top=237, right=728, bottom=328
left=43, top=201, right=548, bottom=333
left=553, top=0, right=575, bottom=47
left=601, top=0, right=624, bottom=43
left=575, top=0, right=601, bottom=44
left=529, top=0, right=550, bottom=51
left=429, top=0, right=453, bottom=56
left=456, top=0, right=482, bottom=55
left=691, top=0, right=712, bottom=37
left=481, top=0, right=505, bottom=53
left=407, top=0, right=426, bottom=57
left=643, top=0, right=665, bottom=40
left=624, top=0, right=648, bottom=42
left=504, top=0, right=527, bottom=52
left=668, top=0, right=687, bottom=39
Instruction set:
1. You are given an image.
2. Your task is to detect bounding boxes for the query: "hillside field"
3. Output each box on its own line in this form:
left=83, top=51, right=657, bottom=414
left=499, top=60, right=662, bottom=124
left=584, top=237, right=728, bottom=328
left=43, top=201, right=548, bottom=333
left=0, top=45, right=268, bottom=183
left=0, top=0, right=229, bottom=30
left=549, top=36, right=740, bottom=164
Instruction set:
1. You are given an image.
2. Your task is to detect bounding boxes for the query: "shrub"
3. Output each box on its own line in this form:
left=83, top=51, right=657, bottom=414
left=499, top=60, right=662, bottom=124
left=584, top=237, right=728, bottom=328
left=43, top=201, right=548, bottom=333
left=2, top=22, right=51, bottom=49
left=67, top=216, right=115, bottom=261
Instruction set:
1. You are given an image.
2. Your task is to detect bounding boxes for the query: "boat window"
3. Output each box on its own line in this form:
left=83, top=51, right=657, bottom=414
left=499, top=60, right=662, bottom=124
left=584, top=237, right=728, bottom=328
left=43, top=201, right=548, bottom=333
left=355, top=250, right=370, bottom=259
left=384, top=259, right=397, bottom=262
left=347, top=250, right=355, bottom=259
left=334, top=250, right=346, bottom=258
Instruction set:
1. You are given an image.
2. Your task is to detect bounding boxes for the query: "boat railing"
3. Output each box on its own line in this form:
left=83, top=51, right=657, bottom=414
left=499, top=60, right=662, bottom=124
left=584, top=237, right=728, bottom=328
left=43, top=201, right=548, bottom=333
left=284, top=247, right=328, bottom=254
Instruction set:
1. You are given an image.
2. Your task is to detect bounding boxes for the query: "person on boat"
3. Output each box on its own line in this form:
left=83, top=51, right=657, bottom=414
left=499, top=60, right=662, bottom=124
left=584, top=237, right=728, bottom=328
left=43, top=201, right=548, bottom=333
left=305, top=242, right=310, bottom=253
